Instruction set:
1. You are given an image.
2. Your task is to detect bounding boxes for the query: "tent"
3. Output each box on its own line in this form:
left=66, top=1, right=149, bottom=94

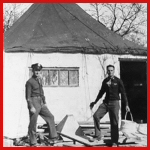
left=4, top=3, right=147, bottom=138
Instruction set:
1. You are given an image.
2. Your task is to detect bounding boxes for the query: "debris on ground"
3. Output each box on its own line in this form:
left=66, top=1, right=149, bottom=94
left=3, top=117, right=147, bottom=147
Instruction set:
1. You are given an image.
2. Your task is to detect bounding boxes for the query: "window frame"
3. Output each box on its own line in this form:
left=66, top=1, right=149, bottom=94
left=29, top=67, right=79, bottom=87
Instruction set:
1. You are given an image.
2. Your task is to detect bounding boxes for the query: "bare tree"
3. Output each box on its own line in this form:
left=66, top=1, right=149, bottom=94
left=87, top=3, right=147, bottom=46
left=4, top=3, right=31, bottom=32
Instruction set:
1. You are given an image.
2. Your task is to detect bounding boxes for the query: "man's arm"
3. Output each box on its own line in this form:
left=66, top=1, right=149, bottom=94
left=25, top=82, right=34, bottom=109
left=95, top=81, right=106, bottom=104
left=90, top=80, right=106, bottom=108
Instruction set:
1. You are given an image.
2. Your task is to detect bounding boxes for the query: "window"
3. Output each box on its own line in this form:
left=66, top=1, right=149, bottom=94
left=29, top=67, right=79, bottom=87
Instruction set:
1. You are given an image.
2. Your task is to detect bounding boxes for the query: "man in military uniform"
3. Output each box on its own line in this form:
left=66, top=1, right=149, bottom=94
left=25, top=63, right=59, bottom=146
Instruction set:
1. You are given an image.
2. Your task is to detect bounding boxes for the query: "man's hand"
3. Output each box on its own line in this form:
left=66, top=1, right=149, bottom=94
left=90, top=102, right=96, bottom=109
left=126, top=105, right=130, bottom=112
left=30, top=107, right=36, bottom=114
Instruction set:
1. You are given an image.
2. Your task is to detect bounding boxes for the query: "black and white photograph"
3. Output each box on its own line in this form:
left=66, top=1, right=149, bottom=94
left=3, top=3, right=147, bottom=147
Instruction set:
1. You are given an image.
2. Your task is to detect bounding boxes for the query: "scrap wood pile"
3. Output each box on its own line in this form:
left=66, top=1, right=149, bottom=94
left=83, top=124, right=147, bottom=147
left=3, top=113, right=147, bottom=147
left=4, top=123, right=147, bottom=147
left=4, top=133, right=63, bottom=147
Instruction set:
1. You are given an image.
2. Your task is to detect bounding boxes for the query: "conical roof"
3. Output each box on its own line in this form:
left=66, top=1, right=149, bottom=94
left=4, top=3, right=147, bottom=56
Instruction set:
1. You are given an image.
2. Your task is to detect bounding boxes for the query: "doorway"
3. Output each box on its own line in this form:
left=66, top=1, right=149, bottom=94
left=120, top=59, right=147, bottom=123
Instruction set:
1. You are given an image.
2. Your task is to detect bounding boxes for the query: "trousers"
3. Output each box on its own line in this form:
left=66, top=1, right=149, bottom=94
left=28, top=96, right=57, bottom=145
left=93, top=100, right=120, bottom=143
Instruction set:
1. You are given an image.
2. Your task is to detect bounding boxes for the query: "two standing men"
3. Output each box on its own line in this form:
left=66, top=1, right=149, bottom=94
left=25, top=63, right=130, bottom=147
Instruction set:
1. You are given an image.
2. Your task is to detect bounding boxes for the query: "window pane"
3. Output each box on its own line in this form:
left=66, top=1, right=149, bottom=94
left=49, top=70, right=58, bottom=86
left=69, top=70, right=79, bottom=86
left=29, top=67, right=79, bottom=87
left=42, top=70, right=49, bottom=86
left=60, top=71, right=68, bottom=86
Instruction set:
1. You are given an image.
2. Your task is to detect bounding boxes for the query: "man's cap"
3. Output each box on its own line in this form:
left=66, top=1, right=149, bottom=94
left=31, top=63, right=43, bottom=71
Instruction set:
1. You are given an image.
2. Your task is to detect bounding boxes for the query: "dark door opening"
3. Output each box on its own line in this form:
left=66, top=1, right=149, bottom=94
left=120, top=60, right=147, bottom=123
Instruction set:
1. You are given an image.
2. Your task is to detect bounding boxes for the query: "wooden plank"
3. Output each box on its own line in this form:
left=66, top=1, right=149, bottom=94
left=79, top=121, right=110, bottom=129
left=63, top=142, right=85, bottom=147
left=57, top=132, right=105, bottom=147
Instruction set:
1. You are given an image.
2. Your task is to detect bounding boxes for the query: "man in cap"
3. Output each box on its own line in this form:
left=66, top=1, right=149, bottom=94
left=25, top=63, right=59, bottom=146
left=90, top=64, right=130, bottom=147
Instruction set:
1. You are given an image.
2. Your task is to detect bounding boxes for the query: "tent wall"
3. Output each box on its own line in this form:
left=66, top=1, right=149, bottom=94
left=4, top=52, right=146, bottom=138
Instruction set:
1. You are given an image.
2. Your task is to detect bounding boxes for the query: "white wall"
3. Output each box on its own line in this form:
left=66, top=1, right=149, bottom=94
left=4, top=52, right=30, bottom=138
left=4, top=52, right=146, bottom=138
